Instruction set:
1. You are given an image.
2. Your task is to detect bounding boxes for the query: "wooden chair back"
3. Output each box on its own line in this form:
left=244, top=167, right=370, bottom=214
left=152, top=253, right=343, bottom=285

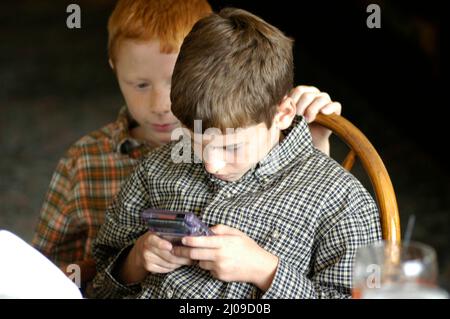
left=315, top=113, right=401, bottom=242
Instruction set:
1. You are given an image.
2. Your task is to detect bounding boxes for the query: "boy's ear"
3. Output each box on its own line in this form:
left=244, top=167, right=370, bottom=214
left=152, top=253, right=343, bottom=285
left=273, top=96, right=296, bottom=130
left=108, top=58, right=115, bottom=70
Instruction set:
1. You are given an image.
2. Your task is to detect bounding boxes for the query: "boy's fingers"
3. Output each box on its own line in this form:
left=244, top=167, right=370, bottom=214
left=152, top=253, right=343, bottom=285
left=159, top=249, right=195, bottom=266
left=149, top=263, right=177, bottom=274
left=143, top=253, right=178, bottom=272
left=296, top=92, right=320, bottom=116
left=304, top=94, right=332, bottom=123
left=198, top=261, right=214, bottom=271
left=172, top=246, right=216, bottom=261
left=146, top=233, right=172, bottom=251
left=289, top=85, right=320, bottom=103
left=180, top=229, right=241, bottom=248
left=209, top=224, right=242, bottom=236
left=320, top=102, right=342, bottom=115
left=181, top=235, right=223, bottom=249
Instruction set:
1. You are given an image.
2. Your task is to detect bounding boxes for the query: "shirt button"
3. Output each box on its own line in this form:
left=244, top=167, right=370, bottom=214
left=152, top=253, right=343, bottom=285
left=166, top=289, right=174, bottom=298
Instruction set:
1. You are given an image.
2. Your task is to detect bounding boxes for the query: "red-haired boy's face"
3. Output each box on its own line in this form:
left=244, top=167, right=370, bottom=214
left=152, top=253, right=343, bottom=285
left=112, top=39, right=180, bottom=146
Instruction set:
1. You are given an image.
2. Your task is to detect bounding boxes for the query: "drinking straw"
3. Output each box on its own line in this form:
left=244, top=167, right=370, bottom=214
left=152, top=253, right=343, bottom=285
left=403, top=214, right=416, bottom=247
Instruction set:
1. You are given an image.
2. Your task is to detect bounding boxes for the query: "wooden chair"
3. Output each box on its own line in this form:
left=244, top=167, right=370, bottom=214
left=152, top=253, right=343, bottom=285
left=314, top=113, right=401, bottom=242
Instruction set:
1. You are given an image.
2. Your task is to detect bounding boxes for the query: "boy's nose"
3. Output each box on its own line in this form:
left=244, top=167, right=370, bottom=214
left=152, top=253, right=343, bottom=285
left=150, top=89, right=171, bottom=115
left=204, top=159, right=226, bottom=174
left=151, top=107, right=170, bottom=115
left=150, top=102, right=171, bottom=115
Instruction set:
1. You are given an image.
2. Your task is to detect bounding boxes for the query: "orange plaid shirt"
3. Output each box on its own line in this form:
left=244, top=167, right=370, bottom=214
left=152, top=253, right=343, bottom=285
left=32, top=107, right=156, bottom=270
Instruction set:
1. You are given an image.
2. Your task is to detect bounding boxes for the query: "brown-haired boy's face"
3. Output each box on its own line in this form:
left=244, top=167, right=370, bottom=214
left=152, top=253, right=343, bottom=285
left=187, top=97, right=296, bottom=182
left=191, top=122, right=279, bottom=182
left=111, top=39, right=180, bottom=145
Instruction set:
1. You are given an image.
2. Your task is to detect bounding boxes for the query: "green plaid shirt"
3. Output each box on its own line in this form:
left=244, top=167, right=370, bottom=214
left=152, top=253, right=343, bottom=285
left=92, top=116, right=381, bottom=299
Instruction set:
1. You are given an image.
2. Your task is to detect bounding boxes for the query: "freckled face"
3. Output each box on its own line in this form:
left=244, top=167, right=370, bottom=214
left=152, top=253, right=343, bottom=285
left=113, top=40, right=180, bottom=145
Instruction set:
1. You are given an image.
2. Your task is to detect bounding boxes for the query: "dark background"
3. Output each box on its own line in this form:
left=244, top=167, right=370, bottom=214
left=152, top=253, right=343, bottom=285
left=1, top=1, right=448, bottom=289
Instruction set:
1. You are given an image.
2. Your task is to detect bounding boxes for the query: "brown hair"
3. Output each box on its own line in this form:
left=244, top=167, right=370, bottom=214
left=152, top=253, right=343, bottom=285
left=107, top=0, right=212, bottom=61
left=171, top=8, right=294, bottom=132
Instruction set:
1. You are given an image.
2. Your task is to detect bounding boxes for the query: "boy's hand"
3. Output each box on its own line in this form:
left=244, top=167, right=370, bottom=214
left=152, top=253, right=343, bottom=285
left=288, top=85, right=342, bottom=154
left=119, top=231, right=194, bottom=284
left=133, top=231, right=195, bottom=273
left=172, top=225, right=279, bottom=292
left=289, top=85, right=342, bottom=123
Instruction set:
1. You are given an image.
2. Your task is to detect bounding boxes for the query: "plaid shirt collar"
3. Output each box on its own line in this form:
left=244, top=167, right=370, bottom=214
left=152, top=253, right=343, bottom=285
left=255, top=115, right=313, bottom=181
left=112, top=107, right=153, bottom=158
left=202, top=115, right=314, bottom=187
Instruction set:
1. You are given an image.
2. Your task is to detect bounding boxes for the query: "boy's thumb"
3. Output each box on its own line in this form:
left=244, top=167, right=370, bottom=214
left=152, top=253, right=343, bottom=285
left=210, top=224, right=240, bottom=236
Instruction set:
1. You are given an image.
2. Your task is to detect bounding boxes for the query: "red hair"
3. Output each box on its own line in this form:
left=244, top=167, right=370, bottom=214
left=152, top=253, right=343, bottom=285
left=108, top=0, right=212, bottom=60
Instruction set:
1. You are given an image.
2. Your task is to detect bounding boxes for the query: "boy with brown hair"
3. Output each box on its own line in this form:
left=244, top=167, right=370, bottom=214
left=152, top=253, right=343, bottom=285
left=92, top=8, right=380, bottom=298
left=33, top=0, right=340, bottom=289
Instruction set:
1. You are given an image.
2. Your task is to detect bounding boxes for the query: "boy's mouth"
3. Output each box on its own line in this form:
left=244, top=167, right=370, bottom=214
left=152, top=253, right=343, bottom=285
left=151, top=122, right=178, bottom=132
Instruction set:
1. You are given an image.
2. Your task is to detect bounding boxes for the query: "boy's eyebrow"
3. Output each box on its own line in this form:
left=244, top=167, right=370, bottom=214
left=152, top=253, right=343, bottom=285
left=134, top=77, right=152, bottom=82
left=124, top=77, right=151, bottom=84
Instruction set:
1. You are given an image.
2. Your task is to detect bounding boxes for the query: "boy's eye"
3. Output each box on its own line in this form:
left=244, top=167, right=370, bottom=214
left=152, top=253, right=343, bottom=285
left=209, top=144, right=242, bottom=152
left=225, top=145, right=241, bottom=152
left=136, top=83, right=149, bottom=89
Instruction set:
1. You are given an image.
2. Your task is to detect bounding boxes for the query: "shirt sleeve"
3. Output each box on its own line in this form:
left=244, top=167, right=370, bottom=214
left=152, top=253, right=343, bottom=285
left=32, top=153, right=86, bottom=268
left=261, top=187, right=382, bottom=299
left=91, top=161, right=151, bottom=299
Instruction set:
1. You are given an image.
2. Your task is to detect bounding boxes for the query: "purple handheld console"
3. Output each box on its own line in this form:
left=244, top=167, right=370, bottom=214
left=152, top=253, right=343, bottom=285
left=141, top=208, right=214, bottom=244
